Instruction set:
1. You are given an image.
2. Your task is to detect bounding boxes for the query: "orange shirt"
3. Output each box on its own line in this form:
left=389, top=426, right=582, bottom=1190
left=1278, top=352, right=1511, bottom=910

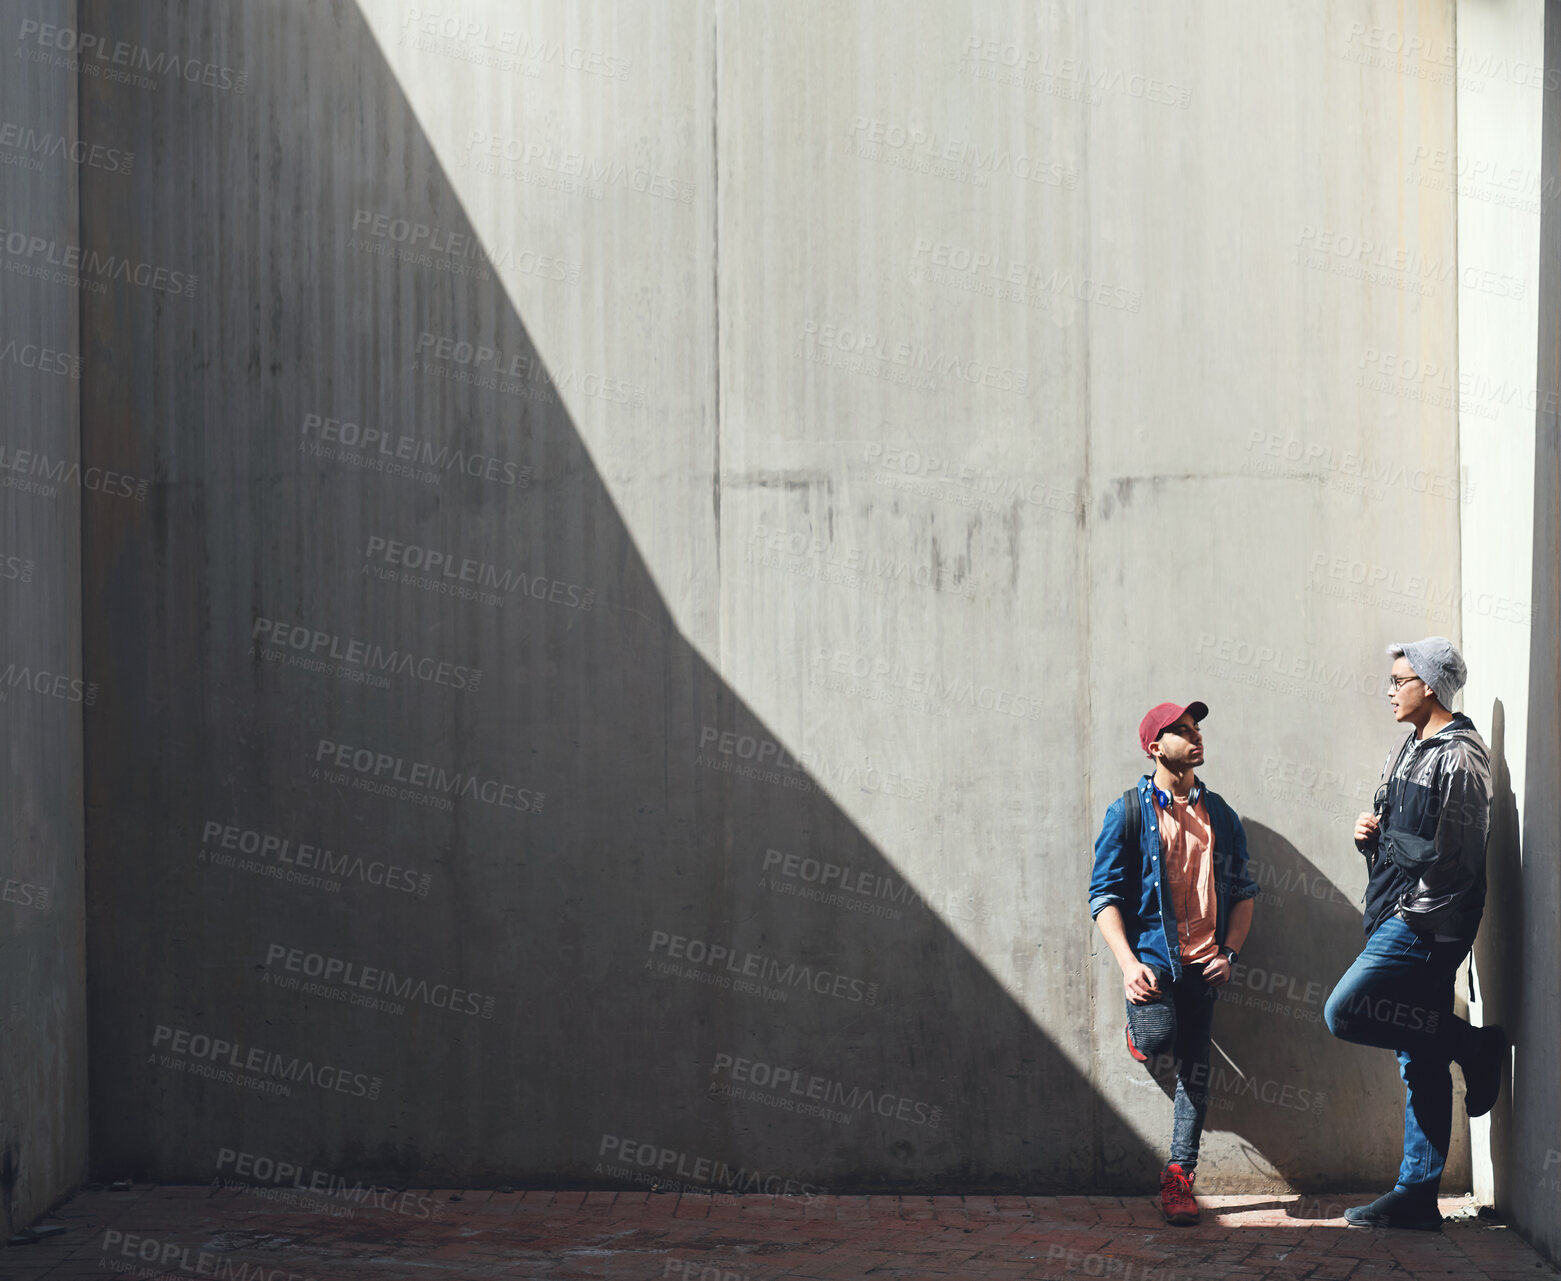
left=1157, top=793, right=1218, bottom=965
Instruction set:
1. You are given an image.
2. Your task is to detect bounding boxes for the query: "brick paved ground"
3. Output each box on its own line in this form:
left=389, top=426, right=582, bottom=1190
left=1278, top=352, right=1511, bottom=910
left=3, top=1186, right=1557, bottom=1281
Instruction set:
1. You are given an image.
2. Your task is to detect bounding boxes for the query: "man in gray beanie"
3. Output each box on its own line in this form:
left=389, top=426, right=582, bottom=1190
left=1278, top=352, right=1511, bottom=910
left=1323, top=636, right=1507, bottom=1231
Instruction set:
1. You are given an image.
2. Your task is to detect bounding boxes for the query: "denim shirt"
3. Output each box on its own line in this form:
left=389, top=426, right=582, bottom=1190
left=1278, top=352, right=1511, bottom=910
left=1087, top=775, right=1261, bottom=982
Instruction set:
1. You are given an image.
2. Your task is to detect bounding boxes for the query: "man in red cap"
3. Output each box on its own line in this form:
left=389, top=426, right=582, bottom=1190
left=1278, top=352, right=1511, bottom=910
left=1088, top=701, right=1259, bottom=1224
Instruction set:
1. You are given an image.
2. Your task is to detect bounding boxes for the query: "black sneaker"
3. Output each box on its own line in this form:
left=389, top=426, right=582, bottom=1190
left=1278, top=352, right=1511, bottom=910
left=1462, top=1024, right=1509, bottom=1118
left=1344, top=1188, right=1442, bottom=1231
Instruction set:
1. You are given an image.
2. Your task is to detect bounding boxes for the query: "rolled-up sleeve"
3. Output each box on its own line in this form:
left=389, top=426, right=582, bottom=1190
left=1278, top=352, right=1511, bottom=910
left=1089, top=797, right=1130, bottom=919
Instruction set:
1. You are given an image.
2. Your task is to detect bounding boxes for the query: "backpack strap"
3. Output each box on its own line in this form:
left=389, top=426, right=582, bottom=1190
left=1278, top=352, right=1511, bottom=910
left=1122, top=786, right=1141, bottom=851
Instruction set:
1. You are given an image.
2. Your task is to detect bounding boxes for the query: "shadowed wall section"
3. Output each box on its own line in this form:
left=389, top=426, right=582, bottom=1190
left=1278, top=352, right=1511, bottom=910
left=0, top=0, right=89, bottom=1240
left=75, top=0, right=1153, bottom=1194
left=10, top=0, right=1520, bottom=1201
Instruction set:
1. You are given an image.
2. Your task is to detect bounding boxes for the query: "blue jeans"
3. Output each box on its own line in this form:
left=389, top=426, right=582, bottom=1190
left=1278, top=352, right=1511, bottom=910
left=1125, top=963, right=1217, bottom=1171
left=1324, top=915, right=1474, bottom=1195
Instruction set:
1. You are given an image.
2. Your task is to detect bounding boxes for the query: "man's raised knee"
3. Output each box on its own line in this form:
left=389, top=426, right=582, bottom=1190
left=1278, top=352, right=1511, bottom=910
left=1323, top=987, right=1352, bottom=1040
left=1129, top=1009, right=1177, bottom=1059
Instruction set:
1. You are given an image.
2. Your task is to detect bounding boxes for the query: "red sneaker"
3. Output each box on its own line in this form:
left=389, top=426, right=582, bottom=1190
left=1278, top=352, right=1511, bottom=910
left=1125, top=1022, right=1148, bottom=1062
left=1160, top=1163, right=1199, bottom=1225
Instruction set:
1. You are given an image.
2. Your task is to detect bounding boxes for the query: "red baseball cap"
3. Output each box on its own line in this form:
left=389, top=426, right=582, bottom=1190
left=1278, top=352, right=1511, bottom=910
left=1138, top=701, right=1209, bottom=756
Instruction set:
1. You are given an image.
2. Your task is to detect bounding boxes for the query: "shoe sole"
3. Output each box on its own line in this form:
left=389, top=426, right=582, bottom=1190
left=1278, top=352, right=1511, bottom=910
left=1466, top=1028, right=1511, bottom=1119
left=1125, top=1024, right=1147, bottom=1063
left=1345, top=1217, right=1442, bottom=1231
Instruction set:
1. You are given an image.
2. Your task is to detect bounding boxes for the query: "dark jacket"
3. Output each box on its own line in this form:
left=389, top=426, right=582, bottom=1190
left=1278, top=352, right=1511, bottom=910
left=1359, top=714, right=1492, bottom=940
left=1088, top=776, right=1261, bottom=982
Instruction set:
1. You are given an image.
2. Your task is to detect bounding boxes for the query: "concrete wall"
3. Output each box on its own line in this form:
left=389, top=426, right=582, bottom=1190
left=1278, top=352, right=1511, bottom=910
left=64, top=0, right=1506, bottom=1195
left=0, top=0, right=90, bottom=1237
left=1454, top=0, right=1545, bottom=1237
left=1462, top=0, right=1561, bottom=1260
left=1512, top=4, right=1561, bottom=1229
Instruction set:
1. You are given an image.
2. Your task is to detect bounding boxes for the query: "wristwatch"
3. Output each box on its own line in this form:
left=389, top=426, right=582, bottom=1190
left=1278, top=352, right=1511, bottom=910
left=1220, top=946, right=1239, bottom=966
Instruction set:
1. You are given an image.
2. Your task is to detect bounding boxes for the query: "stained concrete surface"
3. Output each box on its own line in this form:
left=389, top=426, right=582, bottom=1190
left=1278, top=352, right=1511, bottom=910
left=71, top=0, right=1465, bottom=1196
left=3, top=0, right=1557, bottom=1260
left=75, top=0, right=1157, bottom=1197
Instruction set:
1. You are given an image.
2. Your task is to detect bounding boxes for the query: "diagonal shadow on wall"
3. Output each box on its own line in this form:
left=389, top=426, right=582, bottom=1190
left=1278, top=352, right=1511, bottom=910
left=74, top=0, right=1170, bottom=1195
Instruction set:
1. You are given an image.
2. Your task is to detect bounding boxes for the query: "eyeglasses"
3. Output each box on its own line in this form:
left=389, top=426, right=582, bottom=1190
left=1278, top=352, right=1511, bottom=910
left=1389, top=675, right=1422, bottom=691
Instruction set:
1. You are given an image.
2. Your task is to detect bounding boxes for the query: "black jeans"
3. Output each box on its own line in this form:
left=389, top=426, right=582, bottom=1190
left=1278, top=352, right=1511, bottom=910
left=1126, top=963, right=1217, bottom=1171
